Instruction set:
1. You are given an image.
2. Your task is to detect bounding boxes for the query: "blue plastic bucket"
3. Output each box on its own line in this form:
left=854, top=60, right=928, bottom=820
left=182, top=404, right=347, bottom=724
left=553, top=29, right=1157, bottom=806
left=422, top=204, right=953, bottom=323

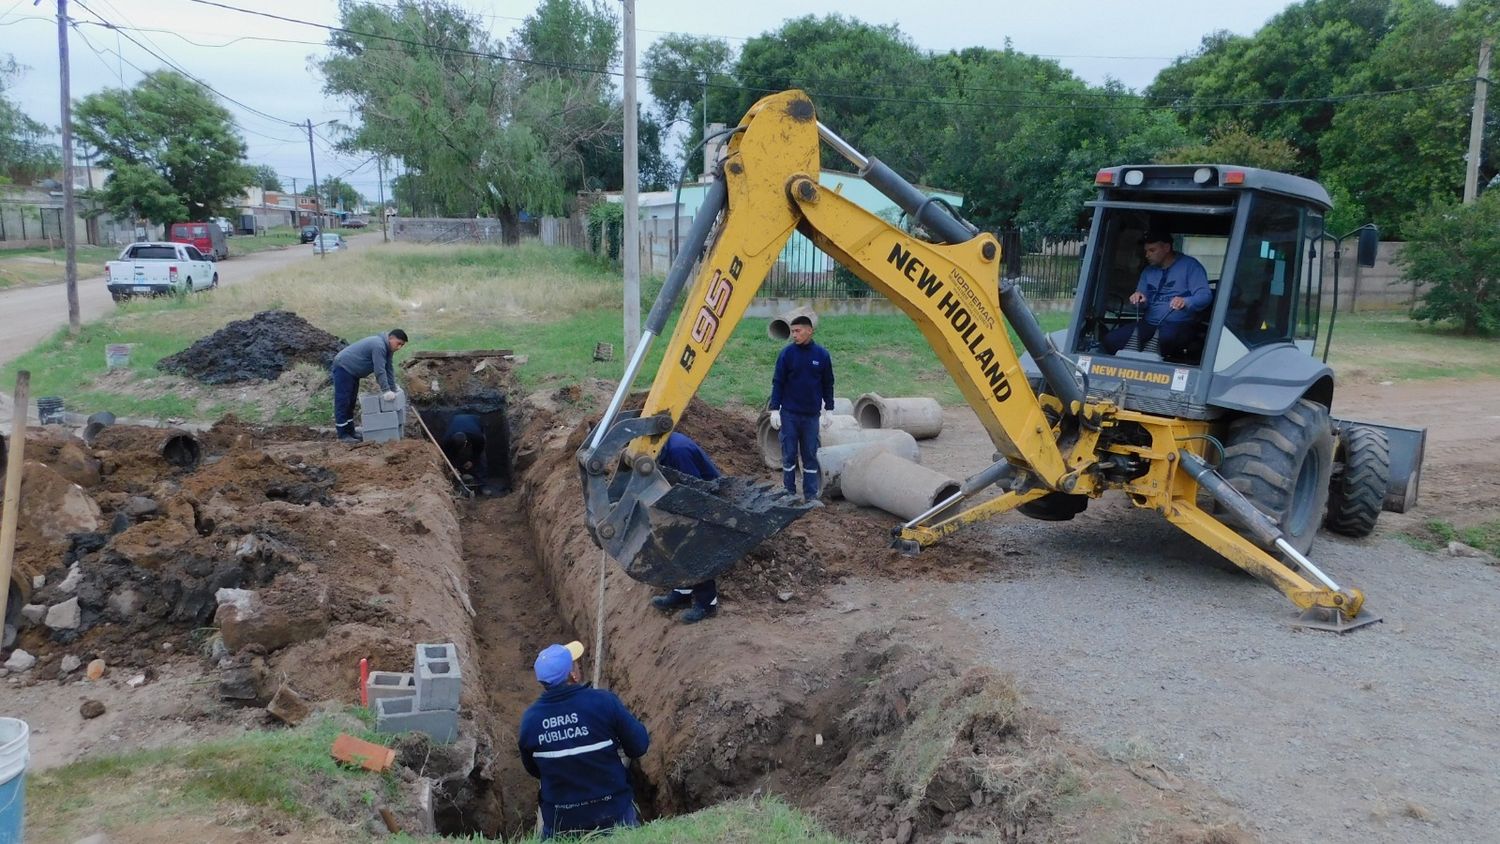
left=0, top=718, right=27, bottom=844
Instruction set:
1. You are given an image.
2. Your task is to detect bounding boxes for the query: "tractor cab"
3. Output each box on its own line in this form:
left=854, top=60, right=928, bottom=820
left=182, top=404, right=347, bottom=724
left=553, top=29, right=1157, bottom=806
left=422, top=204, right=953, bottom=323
left=1058, top=164, right=1350, bottom=421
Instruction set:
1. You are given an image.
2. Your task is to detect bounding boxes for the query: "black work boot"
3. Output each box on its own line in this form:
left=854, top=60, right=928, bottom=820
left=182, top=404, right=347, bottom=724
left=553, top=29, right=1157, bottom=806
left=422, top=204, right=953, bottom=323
left=681, top=603, right=718, bottom=624
left=651, top=591, right=692, bottom=612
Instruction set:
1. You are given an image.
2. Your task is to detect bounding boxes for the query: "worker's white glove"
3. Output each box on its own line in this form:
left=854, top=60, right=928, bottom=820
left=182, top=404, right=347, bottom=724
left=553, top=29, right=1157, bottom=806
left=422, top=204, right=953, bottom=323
left=820, top=409, right=834, bottom=430
left=382, top=390, right=397, bottom=402
left=767, top=409, right=782, bottom=430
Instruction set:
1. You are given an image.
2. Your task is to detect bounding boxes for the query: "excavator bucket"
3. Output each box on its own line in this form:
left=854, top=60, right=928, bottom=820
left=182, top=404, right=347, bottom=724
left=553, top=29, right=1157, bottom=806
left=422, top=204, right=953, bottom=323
left=578, top=413, right=816, bottom=588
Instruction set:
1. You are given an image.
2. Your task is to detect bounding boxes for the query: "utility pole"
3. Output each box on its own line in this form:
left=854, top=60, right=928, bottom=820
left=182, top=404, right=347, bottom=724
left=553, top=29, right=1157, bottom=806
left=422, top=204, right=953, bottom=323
left=621, top=0, right=641, bottom=352
left=305, top=119, right=323, bottom=256
left=1464, top=38, right=1492, bottom=205
left=378, top=157, right=388, bottom=243
left=58, top=0, right=79, bottom=334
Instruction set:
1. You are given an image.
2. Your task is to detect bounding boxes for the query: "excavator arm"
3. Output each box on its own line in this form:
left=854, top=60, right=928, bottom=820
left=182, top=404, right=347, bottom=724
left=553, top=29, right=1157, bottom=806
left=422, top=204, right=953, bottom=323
left=576, top=90, right=1372, bottom=629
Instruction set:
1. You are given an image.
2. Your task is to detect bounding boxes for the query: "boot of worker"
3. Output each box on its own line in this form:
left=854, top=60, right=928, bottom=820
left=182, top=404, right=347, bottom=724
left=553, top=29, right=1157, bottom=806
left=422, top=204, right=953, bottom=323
left=337, top=421, right=362, bottom=444
left=681, top=581, right=718, bottom=624
left=651, top=589, right=693, bottom=612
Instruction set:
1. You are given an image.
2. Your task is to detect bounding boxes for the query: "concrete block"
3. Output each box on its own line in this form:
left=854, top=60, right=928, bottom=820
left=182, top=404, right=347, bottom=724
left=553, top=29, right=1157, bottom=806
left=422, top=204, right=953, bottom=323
left=363, top=426, right=402, bottom=443
left=360, top=409, right=401, bottom=431
left=360, top=389, right=407, bottom=414
left=415, top=642, right=461, bottom=712
left=375, top=694, right=457, bottom=743
left=366, top=671, right=416, bottom=705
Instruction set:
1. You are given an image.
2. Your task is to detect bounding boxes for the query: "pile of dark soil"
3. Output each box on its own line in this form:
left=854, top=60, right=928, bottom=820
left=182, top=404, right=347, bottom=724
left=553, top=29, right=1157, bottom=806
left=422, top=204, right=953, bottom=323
left=157, top=309, right=346, bottom=384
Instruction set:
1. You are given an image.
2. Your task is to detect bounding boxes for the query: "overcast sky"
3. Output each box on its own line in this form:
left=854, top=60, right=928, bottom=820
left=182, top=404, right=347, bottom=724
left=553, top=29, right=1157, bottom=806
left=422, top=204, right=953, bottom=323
left=2, top=0, right=1301, bottom=200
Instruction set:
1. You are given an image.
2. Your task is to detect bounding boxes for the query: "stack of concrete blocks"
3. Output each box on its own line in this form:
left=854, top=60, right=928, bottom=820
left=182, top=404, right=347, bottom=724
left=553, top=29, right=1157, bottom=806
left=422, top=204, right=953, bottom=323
left=369, top=642, right=461, bottom=743
left=359, top=387, right=407, bottom=442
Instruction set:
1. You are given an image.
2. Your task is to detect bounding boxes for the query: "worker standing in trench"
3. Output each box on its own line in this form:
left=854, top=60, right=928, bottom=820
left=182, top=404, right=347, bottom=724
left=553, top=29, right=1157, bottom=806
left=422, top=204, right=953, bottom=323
left=519, top=640, right=651, bottom=838
left=648, top=432, right=723, bottom=623
left=330, top=328, right=408, bottom=443
left=441, top=413, right=489, bottom=493
left=766, top=315, right=835, bottom=500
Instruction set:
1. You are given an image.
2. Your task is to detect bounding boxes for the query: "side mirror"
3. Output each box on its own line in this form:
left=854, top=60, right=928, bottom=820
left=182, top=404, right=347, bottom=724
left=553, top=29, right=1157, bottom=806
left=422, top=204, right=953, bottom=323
left=1356, top=226, right=1379, bottom=268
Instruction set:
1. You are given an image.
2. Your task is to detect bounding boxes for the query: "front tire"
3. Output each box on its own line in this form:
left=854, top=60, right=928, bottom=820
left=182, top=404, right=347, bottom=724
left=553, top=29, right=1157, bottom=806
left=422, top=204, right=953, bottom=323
left=1325, top=424, right=1390, bottom=538
left=210, top=272, right=220, bottom=289
left=1218, top=399, right=1335, bottom=554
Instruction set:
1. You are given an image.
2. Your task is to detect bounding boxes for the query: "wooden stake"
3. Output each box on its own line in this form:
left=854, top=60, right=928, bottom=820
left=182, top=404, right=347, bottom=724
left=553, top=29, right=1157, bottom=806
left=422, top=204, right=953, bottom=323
left=0, top=371, right=32, bottom=638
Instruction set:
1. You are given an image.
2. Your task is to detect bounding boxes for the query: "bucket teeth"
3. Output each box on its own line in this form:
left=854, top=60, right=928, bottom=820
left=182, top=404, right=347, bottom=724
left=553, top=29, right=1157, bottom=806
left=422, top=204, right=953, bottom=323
left=611, top=472, right=817, bottom=588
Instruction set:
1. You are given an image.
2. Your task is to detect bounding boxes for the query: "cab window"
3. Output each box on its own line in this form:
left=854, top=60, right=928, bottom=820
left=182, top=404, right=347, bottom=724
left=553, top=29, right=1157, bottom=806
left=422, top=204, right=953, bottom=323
left=1223, top=198, right=1305, bottom=350
left=185, top=246, right=206, bottom=261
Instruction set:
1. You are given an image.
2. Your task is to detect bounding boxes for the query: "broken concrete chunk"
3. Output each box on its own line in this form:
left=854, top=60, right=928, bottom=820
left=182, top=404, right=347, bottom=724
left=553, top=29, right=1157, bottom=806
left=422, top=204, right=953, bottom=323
left=45, top=596, right=82, bottom=630
left=214, top=581, right=330, bottom=654
left=20, top=604, right=46, bottom=625
left=60, top=654, right=82, bottom=673
left=267, top=683, right=311, bottom=726
left=4, top=649, right=36, bottom=672
left=120, top=496, right=160, bottom=518
left=32, top=575, right=44, bottom=590
left=107, top=588, right=142, bottom=619
left=58, top=563, right=83, bottom=594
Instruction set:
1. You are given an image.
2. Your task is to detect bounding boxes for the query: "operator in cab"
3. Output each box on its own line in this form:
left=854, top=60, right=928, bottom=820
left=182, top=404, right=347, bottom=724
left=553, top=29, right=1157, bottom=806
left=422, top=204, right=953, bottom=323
left=1102, top=231, right=1211, bottom=356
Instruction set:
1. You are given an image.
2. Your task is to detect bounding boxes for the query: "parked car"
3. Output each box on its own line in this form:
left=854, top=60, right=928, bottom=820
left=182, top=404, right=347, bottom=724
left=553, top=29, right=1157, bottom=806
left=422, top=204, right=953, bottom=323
left=104, top=242, right=219, bottom=301
left=169, top=221, right=228, bottom=260
left=299, top=225, right=321, bottom=244
left=343, top=218, right=368, bottom=229
left=312, top=233, right=346, bottom=254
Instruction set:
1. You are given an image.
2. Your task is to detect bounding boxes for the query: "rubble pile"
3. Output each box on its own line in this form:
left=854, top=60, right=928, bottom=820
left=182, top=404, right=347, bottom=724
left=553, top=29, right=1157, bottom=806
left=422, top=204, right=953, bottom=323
left=156, top=309, right=346, bottom=384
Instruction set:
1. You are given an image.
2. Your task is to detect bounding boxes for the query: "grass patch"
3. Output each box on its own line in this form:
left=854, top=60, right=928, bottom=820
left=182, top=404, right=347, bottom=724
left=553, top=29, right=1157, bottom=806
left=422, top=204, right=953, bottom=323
left=1325, top=313, right=1500, bottom=381
left=1401, top=519, right=1500, bottom=557
left=229, top=228, right=301, bottom=256
left=0, top=244, right=120, bottom=289
left=26, top=711, right=397, bottom=842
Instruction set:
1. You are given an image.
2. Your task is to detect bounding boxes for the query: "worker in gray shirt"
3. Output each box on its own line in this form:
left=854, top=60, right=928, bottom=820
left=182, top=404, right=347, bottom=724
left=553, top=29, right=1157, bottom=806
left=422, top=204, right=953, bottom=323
left=331, top=328, right=408, bottom=443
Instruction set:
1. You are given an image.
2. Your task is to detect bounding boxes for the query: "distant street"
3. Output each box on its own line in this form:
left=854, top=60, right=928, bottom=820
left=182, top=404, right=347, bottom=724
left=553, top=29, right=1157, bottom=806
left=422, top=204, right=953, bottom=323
left=0, top=240, right=323, bottom=367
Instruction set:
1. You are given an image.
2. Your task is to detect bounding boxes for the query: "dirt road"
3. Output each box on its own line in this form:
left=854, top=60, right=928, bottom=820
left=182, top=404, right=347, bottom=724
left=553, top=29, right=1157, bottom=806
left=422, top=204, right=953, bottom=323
left=0, top=241, right=328, bottom=368
left=906, top=378, right=1500, bottom=843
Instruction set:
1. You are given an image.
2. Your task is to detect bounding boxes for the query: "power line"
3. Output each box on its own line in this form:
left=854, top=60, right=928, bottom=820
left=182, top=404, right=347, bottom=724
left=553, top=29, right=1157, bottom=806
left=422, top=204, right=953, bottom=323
left=178, top=0, right=1474, bottom=113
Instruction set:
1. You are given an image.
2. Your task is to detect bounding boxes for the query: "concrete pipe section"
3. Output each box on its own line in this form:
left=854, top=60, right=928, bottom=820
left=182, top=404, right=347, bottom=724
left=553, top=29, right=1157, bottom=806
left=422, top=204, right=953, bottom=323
left=854, top=393, right=944, bottom=440
left=839, top=448, right=960, bottom=520
left=816, top=439, right=918, bottom=499
left=767, top=306, right=819, bottom=340
left=755, top=411, right=914, bottom=470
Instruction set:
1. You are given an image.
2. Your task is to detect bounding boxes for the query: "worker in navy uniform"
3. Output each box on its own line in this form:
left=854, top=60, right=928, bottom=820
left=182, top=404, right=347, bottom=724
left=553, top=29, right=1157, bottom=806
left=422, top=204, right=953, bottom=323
left=1102, top=231, right=1211, bottom=355
left=766, top=315, right=835, bottom=500
left=518, top=641, right=650, bottom=838
left=442, top=413, right=488, bottom=491
left=649, top=432, right=723, bottom=624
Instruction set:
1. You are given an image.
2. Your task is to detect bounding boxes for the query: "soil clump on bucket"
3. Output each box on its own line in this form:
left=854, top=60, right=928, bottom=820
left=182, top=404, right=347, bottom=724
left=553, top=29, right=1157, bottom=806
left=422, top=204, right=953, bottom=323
left=156, top=309, right=346, bottom=384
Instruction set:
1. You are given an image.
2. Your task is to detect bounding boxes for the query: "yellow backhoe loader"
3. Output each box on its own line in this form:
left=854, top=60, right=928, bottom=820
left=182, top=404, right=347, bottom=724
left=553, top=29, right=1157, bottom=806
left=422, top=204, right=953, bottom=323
left=577, top=90, right=1422, bottom=631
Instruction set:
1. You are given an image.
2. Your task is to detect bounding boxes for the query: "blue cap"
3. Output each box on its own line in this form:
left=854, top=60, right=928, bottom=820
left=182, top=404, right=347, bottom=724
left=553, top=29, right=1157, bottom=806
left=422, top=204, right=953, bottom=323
left=533, top=641, right=584, bottom=685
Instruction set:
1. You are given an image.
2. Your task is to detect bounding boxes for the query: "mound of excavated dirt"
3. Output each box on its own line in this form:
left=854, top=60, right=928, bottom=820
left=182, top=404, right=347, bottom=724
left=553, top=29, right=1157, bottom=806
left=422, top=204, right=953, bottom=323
left=156, top=309, right=346, bottom=384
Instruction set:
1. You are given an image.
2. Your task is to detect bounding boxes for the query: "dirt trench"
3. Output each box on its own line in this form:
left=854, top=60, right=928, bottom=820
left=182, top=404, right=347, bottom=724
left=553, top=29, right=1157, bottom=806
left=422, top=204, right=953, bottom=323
left=447, top=379, right=1248, bottom=842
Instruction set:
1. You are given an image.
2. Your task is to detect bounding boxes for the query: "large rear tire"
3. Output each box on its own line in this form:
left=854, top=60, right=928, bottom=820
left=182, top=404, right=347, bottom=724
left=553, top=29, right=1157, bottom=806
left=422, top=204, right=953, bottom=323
left=1325, top=424, right=1390, bottom=538
left=1218, top=399, right=1334, bottom=555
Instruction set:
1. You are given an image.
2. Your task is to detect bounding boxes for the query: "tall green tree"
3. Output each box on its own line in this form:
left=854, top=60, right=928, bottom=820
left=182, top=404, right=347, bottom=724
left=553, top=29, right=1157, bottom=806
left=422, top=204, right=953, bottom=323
left=1157, top=123, right=1300, bottom=171
left=319, top=177, right=362, bottom=211
left=1319, top=0, right=1500, bottom=236
left=1397, top=191, right=1500, bottom=335
left=73, top=70, right=250, bottom=224
left=642, top=33, right=734, bottom=178
left=248, top=163, right=283, bottom=192
left=0, top=56, right=61, bottom=185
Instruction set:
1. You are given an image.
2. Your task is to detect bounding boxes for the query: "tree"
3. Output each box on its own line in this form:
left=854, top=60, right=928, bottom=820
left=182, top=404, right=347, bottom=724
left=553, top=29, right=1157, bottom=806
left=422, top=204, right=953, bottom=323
left=642, top=33, right=734, bottom=178
left=73, top=70, right=250, bottom=224
left=1157, top=123, right=1300, bottom=171
left=321, top=0, right=628, bottom=237
left=319, top=177, right=362, bottom=211
left=1396, top=192, right=1500, bottom=335
left=0, top=56, right=60, bottom=185
left=248, top=164, right=283, bottom=192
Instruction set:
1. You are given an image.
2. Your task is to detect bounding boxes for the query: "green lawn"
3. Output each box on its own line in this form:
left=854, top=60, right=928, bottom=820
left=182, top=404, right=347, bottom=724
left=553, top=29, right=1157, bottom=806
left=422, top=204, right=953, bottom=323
left=0, top=244, right=120, bottom=289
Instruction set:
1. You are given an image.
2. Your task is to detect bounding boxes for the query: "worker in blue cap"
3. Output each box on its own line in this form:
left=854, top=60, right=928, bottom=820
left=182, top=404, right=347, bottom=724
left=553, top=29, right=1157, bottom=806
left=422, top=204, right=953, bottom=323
left=518, top=640, right=650, bottom=838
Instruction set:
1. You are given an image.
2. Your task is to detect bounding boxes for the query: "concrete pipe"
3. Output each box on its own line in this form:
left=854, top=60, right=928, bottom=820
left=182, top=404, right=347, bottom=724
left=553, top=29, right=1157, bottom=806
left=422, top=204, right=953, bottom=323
left=854, top=393, right=944, bottom=440
left=840, top=448, right=960, bottom=520
left=831, top=396, right=854, bottom=416
left=817, top=440, right=909, bottom=499
left=767, top=306, right=819, bottom=340
left=755, top=413, right=912, bottom=470
left=92, top=426, right=202, bottom=470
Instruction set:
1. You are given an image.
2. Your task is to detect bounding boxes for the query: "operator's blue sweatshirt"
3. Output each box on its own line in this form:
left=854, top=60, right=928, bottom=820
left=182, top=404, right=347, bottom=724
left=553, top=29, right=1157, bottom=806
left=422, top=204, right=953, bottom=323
left=518, top=683, right=650, bottom=819
left=768, top=341, right=835, bottom=416
left=332, top=333, right=398, bottom=392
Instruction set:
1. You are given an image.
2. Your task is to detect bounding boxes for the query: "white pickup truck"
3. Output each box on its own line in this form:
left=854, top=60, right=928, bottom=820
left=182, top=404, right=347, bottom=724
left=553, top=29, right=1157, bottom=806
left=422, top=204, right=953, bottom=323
left=104, top=241, right=219, bottom=301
